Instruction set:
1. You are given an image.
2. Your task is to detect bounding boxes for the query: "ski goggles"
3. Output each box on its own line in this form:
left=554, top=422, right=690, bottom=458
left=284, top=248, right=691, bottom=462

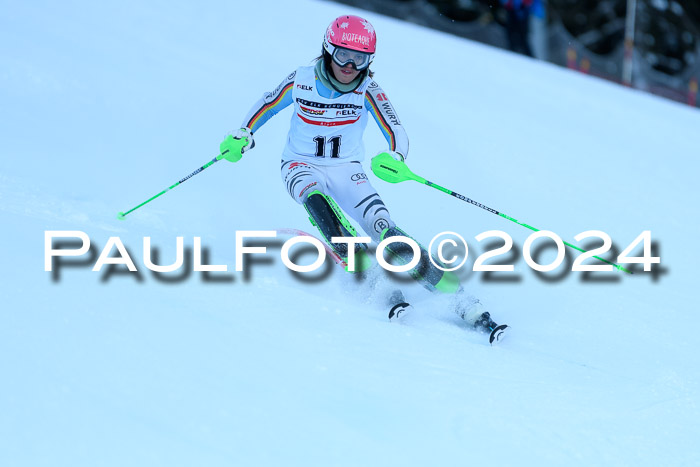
left=331, top=47, right=373, bottom=70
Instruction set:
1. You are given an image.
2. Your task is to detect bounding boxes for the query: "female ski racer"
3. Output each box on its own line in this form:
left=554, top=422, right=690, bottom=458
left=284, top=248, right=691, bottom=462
left=219, top=15, right=506, bottom=342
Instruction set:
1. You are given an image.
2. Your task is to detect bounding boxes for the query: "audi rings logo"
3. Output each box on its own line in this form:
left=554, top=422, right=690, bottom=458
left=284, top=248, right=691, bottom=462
left=351, top=173, right=367, bottom=182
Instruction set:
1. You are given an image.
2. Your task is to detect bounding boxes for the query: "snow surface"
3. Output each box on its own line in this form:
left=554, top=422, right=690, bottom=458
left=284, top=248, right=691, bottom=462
left=2, top=0, right=700, bottom=465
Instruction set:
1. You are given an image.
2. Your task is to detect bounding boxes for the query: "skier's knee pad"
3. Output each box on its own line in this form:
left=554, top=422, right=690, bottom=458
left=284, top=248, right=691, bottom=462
left=380, top=226, right=460, bottom=293
left=304, top=190, right=363, bottom=259
left=363, top=211, right=395, bottom=243
left=351, top=193, right=395, bottom=243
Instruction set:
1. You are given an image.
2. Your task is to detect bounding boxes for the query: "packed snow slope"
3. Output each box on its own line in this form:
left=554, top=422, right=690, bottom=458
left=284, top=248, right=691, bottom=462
left=2, top=0, right=699, bottom=465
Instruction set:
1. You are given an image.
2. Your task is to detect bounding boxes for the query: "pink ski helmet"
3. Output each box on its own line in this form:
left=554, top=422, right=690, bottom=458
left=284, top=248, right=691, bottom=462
left=323, top=15, right=376, bottom=70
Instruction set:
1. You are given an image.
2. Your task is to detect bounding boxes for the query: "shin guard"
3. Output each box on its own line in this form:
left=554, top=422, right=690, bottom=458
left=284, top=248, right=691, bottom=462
left=303, top=190, right=371, bottom=272
left=380, top=226, right=460, bottom=293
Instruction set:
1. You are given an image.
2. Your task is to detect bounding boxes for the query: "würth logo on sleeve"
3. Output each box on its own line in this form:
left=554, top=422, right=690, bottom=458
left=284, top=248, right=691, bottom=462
left=381, top=102, right=401, bottom=125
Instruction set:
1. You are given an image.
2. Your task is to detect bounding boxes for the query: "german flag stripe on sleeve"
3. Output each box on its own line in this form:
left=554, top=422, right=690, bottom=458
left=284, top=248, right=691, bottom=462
left=365, top=93, right=396, bottom=150
left=247, top=82, right=294, bottom=130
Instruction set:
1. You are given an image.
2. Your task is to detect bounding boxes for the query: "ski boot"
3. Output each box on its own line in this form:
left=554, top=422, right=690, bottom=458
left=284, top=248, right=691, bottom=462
left=474, top=311, right=508, bottom=345
left=455, top=298, right=508, bottom=345
left=380, top=226, right=460, bottom=294
left=304, top=190, right=372, bottom=273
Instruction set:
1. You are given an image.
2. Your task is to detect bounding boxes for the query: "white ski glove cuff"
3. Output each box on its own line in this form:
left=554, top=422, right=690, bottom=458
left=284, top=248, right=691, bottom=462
left=235, top=127, right=255, bottom=153
left=384, top=150, right=405, bottom=162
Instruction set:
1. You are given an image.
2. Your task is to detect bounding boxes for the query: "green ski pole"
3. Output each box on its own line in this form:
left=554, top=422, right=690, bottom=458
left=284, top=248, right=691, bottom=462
left=370, top=152, right=632, bottom=274
left=117, top=154, right=223, bottom=220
